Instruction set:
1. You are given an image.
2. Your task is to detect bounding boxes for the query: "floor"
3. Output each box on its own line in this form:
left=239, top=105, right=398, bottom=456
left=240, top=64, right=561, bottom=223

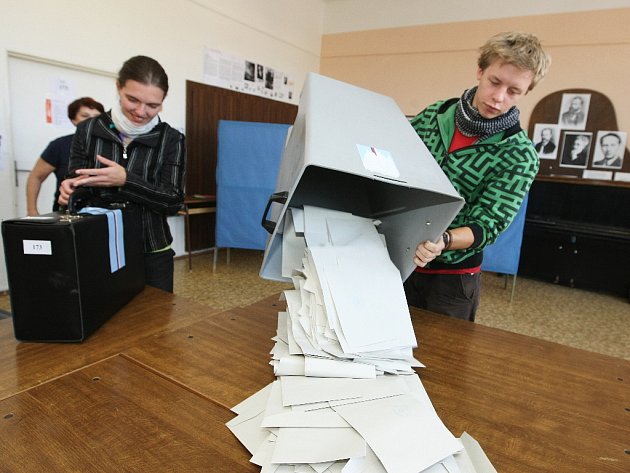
left=1, top=249, right=628, bottom=360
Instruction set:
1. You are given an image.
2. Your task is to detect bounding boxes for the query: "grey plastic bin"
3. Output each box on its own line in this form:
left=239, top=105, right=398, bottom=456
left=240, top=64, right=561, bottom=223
left=260, top=73, right=464, bottom=282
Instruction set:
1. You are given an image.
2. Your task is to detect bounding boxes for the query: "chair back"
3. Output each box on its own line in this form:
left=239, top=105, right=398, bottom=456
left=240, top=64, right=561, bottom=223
left=482, top=193, right=529, bottom=276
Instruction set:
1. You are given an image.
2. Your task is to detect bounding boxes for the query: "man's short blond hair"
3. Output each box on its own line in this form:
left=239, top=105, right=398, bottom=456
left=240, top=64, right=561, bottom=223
left=478, top=31, right=551, bottom=91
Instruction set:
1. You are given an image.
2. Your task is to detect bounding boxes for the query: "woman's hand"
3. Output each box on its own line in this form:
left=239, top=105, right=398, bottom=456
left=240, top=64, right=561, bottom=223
left=58, top=176, right=89, bottom=206
left=73, top=155, right=127, bottom=188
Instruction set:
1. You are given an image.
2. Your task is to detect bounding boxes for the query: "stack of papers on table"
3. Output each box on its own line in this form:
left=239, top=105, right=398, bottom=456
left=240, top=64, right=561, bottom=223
left=227, top=206, right=497, bottom=472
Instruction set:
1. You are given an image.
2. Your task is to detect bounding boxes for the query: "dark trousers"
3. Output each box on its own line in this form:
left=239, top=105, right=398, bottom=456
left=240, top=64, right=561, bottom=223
left=144, top=248, right=175, bottom=293
left=404, top=271, right=481, bottom=322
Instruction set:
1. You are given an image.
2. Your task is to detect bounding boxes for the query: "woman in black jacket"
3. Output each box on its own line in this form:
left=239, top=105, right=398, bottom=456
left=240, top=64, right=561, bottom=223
left=59, top=55, right=186, bottom=292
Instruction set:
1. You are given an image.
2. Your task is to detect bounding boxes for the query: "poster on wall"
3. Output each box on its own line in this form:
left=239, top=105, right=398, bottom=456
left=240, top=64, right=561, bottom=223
left=202, top=48, right=296, bottom=104
left=46, top=77, right=75, bottom=129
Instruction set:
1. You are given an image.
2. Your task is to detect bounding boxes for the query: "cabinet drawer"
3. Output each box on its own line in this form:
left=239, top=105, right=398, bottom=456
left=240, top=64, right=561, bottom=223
left=520, top=223, right=630, bottom=298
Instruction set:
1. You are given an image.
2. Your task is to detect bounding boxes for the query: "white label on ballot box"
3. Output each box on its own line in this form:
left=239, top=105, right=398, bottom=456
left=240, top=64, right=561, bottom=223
left=23, top=240, right=52, bottom=255
left=356, top=144, right=400, bottom=178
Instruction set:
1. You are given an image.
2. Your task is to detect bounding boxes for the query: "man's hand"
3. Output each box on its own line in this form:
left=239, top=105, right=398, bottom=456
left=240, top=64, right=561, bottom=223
left=413, top=238, right=445, bottom=268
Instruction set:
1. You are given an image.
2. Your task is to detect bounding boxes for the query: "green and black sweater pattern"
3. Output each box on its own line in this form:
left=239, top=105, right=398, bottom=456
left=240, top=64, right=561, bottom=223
left=410, top=98, right=539, bottom=269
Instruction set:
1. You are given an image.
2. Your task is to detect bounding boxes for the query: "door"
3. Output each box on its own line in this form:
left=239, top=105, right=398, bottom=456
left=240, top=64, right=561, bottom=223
left=8, top=55, right=116, bottom=217
left=0, top=54, right=116, bottom=291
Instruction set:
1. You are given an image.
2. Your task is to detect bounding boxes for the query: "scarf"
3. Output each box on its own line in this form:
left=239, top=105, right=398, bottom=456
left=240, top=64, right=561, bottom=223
left=455, top=87, right=519, bottom=140
left=111, top=98, right=159, bottom=138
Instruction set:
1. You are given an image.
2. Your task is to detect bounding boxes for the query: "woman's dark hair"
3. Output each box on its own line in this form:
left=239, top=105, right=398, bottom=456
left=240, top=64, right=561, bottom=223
left=67, top=97, right=105, bottom=120
left=118, top=55, right=169, bottom=97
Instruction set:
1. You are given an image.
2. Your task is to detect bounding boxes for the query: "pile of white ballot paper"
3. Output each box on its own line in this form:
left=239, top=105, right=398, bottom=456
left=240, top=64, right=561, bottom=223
left=227, top=206, right=497, bottom=473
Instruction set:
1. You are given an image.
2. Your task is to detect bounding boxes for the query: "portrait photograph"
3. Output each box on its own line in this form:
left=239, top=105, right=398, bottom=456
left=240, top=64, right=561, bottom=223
left=244, top=61, right=255, bottom=82
left=592, top=130, right=626, bottom=169
left=558, top=93, right=591, bottom=130
left=532, top=123, right=560, bottom=159
left=559, top=131, right=592, bottom=168
left=264, top=68, right=275, bottom=90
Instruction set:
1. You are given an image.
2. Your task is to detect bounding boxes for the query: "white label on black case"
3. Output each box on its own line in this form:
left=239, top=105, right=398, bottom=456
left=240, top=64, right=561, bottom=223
left=23, top=240, right=52, bottom=255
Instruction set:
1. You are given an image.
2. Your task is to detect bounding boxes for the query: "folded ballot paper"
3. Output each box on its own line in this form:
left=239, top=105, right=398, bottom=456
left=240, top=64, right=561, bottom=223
left=227, top=206, right=497, bottom=472
left=274, top=206, right=420, bottom=378
left=226, top=74, right=496, bottom=471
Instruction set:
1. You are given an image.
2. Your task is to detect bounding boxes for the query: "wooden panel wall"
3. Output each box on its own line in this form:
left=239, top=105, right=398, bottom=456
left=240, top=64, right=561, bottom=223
left=184, top=81, right=298, bottom=250
left=529, top=88, right=630, bottom=187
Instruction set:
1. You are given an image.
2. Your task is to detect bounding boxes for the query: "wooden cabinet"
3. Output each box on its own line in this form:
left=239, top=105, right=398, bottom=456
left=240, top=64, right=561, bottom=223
left=519, top=178, right=630, bottom=299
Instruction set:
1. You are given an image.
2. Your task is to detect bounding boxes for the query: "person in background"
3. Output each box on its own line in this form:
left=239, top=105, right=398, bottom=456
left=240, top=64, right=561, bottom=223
left=404, top=31, right=551, bottom=321
left=58, top=56, right=186, bottom=293
left=26, top=97, right=104, bottom=215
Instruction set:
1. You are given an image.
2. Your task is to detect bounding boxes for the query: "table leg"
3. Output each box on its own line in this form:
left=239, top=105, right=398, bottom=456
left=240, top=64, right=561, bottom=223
left=185, top=210, right=192, bottom=271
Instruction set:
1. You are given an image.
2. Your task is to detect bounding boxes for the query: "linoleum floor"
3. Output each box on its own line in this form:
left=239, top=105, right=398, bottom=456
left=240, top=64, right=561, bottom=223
left=174, top=249, right=630, bottom=361
left=1, top=249, right=628, bottom=360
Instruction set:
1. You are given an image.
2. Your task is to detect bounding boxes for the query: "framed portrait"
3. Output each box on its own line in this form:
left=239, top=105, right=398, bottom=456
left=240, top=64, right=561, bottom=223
left=559, top=131, right=592, bottom=168
left=532, top=123, right=560, bottom=160
left=592, top=131, right=626, bottom=169
left=558, top=93, right=591, bottom=130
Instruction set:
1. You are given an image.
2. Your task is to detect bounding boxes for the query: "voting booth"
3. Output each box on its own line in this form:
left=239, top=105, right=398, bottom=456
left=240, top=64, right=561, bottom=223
left=216, top=120, right=291, bottom=251
left=2, top=205, right=145, bottom=342
left=260, top=73, right=464, bottom=282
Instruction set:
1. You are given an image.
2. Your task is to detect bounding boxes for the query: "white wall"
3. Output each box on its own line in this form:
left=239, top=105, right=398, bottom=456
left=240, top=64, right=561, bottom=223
left=0, top=0, right=325, bottom=291
left=322, top=0, right=630, bottom=33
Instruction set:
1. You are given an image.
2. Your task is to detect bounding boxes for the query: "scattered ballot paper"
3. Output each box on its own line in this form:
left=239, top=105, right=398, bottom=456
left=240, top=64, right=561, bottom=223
left=227, top=206, right=497, bottom=472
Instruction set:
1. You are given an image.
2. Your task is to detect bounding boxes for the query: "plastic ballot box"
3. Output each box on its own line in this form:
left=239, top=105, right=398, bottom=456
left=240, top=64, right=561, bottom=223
left=260, top=73, right=464, bottom=282
left=1, top=205, right=144, bottom=342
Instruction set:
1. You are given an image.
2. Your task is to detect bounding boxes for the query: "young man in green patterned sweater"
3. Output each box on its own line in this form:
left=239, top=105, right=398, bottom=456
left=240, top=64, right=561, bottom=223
left=404, top=31, right=551, bottom=321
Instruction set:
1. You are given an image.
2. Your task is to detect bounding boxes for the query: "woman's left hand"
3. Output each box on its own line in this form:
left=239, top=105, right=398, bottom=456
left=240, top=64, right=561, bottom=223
left=74, top=155, right=127, bottom=188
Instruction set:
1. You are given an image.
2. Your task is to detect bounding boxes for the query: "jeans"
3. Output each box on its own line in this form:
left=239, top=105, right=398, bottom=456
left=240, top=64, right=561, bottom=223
left=403, top=271, right=481, bottom=322
left=144, top=248, right=175, bottom=293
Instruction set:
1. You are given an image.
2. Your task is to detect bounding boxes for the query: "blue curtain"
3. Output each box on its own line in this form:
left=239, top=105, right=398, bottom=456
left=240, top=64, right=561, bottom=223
left=216, top=120, right=290, bottom=250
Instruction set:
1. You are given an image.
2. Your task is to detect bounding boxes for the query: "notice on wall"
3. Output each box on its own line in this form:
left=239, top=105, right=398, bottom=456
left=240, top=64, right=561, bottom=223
left=202, top=48, right=296, bottom=104
left=46, top=77, right=75, bottom=129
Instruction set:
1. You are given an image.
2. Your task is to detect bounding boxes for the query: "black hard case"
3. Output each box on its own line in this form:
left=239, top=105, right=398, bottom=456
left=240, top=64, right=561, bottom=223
left=1, top=207, right=145, bottom=342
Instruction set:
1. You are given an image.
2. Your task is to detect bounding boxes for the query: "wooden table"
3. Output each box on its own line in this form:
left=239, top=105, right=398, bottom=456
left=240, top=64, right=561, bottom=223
left=177, top=194, right=216, bottom=271
left=0, top=290, right=628, bottom=472
left=0, top=287, right=218, bottom=400
left=411, top=312, right=630, bottom=472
